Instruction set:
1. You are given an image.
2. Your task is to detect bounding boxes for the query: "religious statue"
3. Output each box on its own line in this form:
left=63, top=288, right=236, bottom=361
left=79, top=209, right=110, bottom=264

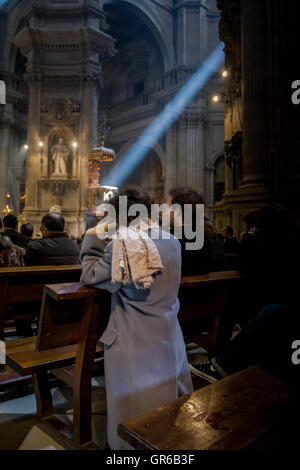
left=51, top=138, right=70, bottom=178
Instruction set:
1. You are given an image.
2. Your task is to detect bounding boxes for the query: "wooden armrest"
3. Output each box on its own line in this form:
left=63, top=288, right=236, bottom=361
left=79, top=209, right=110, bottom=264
left=180, top=271, right=246, bottom=287
left=44, top=271, right=247, bottom=301
left=44, top=283, right=104, bottom=301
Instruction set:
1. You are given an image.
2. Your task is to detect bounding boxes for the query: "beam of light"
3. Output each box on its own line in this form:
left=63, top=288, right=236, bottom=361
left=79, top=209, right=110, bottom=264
left=102, top=42, right=225, bottom=188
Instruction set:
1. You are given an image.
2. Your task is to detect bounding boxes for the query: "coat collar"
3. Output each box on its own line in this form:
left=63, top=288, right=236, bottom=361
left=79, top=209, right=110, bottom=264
left=42, top=232, right=69, bottom=239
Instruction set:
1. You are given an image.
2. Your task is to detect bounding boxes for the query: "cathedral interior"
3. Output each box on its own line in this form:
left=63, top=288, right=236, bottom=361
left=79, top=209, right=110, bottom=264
left=0, top=0, right=299, bottom=454
left=1, top=0, right=299, bottom=236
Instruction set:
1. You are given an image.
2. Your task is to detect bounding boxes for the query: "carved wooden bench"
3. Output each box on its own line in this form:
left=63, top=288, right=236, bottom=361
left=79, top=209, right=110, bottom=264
left=6, top=282, right=110, bottom=447
left=118, top=365, right=294, bottom=450
left=5, top=271, right=247, bottom=447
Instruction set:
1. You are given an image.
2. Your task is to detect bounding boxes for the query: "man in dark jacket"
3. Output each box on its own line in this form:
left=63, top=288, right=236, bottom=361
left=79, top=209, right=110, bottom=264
left=3, top=214, right=29, bottom=249
left=222, top=226, right=240, bottom=254
left=25, top=213, right=79, bottom=266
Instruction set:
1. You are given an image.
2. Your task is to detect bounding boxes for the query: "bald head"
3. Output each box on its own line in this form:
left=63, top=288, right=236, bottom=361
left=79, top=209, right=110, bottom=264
left=41, top=213, right=65, bottom=233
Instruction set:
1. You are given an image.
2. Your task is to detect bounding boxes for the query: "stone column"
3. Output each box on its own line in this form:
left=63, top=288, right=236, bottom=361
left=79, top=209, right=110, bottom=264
left=24, top=78, right=41, bottom=211
left=177, top=110, right=205, bottom=193
left=79, top=77, right=99, bottom=214
left=187, top=114, right=204, bottom=193
left=240, top=0, right=300, bottom=203
left=267, top=0, right=300, bottom=207
left=0, top=123, right=11, bottom=211
left=13, top=0, right=115, bottom=235
left=177, top=119, right=188, bottom=187
left=176, top=0, right=208, bottom=67
left=240, top=0, right=270, bottom=188
left=164, top=126, right=177, bottom=200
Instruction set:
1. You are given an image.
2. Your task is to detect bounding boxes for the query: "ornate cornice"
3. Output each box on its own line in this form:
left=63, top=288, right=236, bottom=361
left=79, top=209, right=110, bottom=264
left=14, top=26, right=116, bottom=60
left=40, top=98, right=80, bottom=124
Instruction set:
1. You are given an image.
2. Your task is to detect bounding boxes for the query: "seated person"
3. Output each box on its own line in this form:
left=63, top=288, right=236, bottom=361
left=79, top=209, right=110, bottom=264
left=239, top=211, right=260, bottom=273
left=191, top=203, right=299, bottom=382
left=0, top=236, right=25, bottom=267
left=168, top=187, right=213, bottom=275
left=222, top=226, right=240, bottom=254
left=190, top=304, right=299, bottom=384
left=20, top=222, right=34, bottom=244
left=80, top=187, right=193, bottom=450
left=2, top=214, right=29, bottom=248
left=210, top=231, right=227, bottom=272
left=240, top=203, right=297, bottom=308
left=25, top=213, right=79, bottom=266
left=0, top=236, right=28, bottom=335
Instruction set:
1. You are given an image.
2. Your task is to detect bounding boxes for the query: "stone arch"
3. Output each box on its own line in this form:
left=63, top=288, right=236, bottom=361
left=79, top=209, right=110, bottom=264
left=212, top=149, right=225, bottom=168
left=104, top=0, right=174, bottom=71
left=118, top=138, right=166, bottom=167
left=3, top=0, right=32, bottom=72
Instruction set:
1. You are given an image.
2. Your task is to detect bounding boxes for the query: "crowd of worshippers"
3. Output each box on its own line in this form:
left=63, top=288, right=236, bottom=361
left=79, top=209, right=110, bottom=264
left=0, top=187, right=298, bottom=450
left=0, top=189, right=259, bottom=272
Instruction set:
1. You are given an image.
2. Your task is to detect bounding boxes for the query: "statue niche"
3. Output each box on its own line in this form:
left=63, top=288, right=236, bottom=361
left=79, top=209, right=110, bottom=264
left=48, top=133, right=73, bottom=180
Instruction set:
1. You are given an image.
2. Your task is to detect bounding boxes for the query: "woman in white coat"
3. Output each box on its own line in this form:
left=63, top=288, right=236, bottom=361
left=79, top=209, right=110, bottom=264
left=80, top=189, right=193, bottom=450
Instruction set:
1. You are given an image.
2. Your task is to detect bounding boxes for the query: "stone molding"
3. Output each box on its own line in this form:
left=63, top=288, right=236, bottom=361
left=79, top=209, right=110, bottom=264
left=38, top=178, right=80, bottom=206
left=40, top=98, right=81, bottom=124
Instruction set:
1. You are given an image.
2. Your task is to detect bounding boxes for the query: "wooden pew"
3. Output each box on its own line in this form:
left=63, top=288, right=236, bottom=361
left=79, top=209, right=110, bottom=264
left=179, top=271, right=246, bottom=357
left=5, top=271, right=246, bottom=447
left=118, top=365, right=294, bottom=450
left=6, top=282, right=110, bottom=447
left=225, top=253, right=239, bottom=270
left=0, top=265, right=82, bottom=341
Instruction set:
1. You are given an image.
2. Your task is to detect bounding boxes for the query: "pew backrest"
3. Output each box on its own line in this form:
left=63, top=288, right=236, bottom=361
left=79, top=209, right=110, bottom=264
left=36, top=283, right=110, bottom=351
left=0, top=265, right=82, bottom=339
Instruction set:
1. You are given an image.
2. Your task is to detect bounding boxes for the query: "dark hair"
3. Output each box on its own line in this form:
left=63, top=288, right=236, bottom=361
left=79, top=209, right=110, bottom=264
left=41, top=213, right=65, bottom=232
left=169, top=187, right=206, bottom=233
left=3, top=214, right=18, bottom=229
left=21, top=223, right=34, bottom=238
left=225, top=226, right=234, bottom=237
left=109, top=187, right=153, bottom=225
left=0, top=236, right=13, bottom=251
left=243, top=211, right=259, bottom=230
left=0, top=218, right=2, bottom=231
left=169, top=187, right=205, bottom=208
left=258, top=203, right=292, bottom=238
